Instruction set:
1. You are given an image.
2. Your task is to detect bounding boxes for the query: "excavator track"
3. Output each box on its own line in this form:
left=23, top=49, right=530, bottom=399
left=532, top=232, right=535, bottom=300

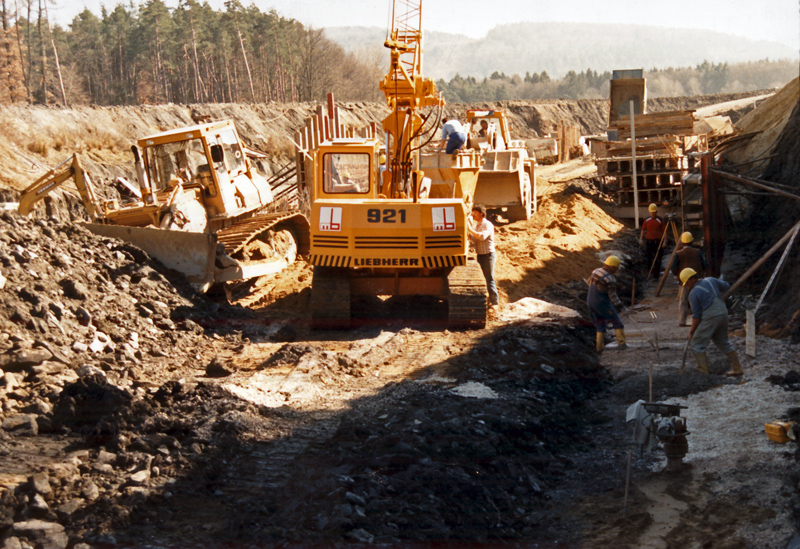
left=310, top=267, right=351, bottom=330
left=448, top=261, right=487, bottom=330
left=215, top=211, right=309, bottom=258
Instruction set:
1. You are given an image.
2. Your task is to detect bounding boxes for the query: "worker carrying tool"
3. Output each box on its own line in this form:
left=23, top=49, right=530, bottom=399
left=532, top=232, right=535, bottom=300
left=587, top=255, right=627, bottom=352
left=680, top=268, right=743, bottom=377
left=639, top=203, right=665, bottom=279
left=672, top=232, right=707, bottom=327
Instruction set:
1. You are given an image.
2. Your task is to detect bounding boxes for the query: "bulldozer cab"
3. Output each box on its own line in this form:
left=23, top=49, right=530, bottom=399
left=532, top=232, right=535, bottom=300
left=139, top=119, right=271, bottom=218
left=146, top=138, right=207, bottom=191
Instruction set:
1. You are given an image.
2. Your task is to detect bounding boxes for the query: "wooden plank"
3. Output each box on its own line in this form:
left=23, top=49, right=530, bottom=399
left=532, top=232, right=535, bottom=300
left=746, top=309, right=756, bottom=358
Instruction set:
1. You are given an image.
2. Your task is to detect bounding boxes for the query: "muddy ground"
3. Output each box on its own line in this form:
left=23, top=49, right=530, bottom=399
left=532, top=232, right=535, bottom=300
left=1, top=153, right=799, bottom=549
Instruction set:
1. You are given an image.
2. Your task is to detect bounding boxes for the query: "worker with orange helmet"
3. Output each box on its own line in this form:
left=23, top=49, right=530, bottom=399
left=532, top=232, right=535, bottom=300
left=671, top=231, right=707, bottom=326
left=680, top=268, right=742, bottom=377
left=586, top=255, right=627, bottom=352
left=639, top=203, right=665, bottom=278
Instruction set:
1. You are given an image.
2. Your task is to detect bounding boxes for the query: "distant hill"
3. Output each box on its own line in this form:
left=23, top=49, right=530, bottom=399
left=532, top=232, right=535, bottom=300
left=324, top=22, right=798, bottom=80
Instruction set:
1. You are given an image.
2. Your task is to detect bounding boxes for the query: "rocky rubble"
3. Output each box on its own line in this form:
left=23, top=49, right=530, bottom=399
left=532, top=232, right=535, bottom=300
left=0, top=209, right=252, bottom=547
left=0, top=205, right=620, bottom=547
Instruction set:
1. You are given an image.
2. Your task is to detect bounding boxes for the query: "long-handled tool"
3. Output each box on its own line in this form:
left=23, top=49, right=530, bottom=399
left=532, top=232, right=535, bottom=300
left=679, top=338, right=690, bottom=373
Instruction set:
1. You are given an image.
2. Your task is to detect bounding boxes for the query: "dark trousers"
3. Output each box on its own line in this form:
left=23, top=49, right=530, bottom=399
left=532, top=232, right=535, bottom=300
left=446, top=132, right=467, bottom=154
left=477, top=252, right=499, bottom=305
left=645, top=239, right=664, bottom=277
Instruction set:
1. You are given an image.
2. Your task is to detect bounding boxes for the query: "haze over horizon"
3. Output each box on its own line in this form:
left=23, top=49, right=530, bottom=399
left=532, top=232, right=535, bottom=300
left=47, top=0, right=800, bottom=53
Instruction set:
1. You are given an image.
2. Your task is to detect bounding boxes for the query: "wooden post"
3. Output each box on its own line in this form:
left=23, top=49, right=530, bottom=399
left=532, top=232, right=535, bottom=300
left=722, top=219, right=800, bottom=300
left=754, top=224, right=800, bottom=312
left=746, top=309, right=756, bottom=358
left=623, top=450, right=632, bottom=516
left=630, top=100, right=639, bottom=229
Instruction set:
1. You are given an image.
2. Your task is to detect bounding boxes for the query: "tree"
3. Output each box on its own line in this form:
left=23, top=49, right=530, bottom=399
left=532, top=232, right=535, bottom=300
left=0, top=1, right=26, bottom=103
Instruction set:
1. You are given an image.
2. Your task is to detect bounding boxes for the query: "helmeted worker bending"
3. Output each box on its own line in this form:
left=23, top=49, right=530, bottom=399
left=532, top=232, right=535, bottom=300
left=587, top=255, right=627, bottom=352
left=680, top=268, right=743, bottom=377
left=672, top=232, right=706, bottom=327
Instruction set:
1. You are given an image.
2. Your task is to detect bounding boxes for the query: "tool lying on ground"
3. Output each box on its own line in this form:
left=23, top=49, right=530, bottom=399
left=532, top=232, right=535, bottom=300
left=623, top=309, right=658, bottom=351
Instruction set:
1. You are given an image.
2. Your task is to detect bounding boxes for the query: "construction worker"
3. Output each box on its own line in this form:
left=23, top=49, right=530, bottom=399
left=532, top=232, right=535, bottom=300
left=639, top=203, right=665, bottom=278
left=468, top=204, right=499, bottom=310
left=439, top=118, right=467, bottom=155
left=680, top=268, right=743, bottom=377
left=587, top=255, right=627, bottom=352
left=672, top=232, right=707, bottom=327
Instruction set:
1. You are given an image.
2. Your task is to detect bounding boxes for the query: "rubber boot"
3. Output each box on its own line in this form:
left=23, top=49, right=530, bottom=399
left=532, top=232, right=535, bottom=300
left=695, top=352, right=709, bottom=374
left=725, top=351, right=743, bottom=377
left=595, top=332, right=605, bottom=353
left=615, top=329, right=628, bottom=350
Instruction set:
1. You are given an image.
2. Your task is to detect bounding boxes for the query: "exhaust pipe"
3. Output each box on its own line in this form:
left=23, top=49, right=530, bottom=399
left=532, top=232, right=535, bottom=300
left=131, top=145, right=154, bottom=203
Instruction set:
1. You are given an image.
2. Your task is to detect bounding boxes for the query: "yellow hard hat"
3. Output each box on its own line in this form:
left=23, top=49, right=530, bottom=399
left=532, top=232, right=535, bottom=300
left=648, top=203, right=658, bottom=212
left=681, top=231, right=694, bottom=244
left=379, top=155, right=386, bottom=164
left=679, top=268, right=697, bottom=285
left=604, top=255, right=621, bottom=268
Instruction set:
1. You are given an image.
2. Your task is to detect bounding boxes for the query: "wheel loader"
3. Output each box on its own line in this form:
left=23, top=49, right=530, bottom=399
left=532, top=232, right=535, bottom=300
left=19, top=119, right=309, bottom=292
left=466, top=109, right=536, bottom=222
left=295, top=0, right=486, bottom=330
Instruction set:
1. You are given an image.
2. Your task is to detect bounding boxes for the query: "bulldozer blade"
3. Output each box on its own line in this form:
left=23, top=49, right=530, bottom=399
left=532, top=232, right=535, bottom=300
left=83, top=223, right=216, bottom=290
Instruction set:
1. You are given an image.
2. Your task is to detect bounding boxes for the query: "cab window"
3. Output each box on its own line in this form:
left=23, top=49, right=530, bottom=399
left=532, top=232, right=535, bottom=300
left=217, top=129, right=246, bottom=175
left=145, top=138, right=207, bottom=191
left=323, top=153, right=370, bottom=194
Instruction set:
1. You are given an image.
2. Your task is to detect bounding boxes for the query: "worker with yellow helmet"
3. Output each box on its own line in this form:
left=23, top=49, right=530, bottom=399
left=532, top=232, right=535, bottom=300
left=586, top=255, right=628, bottom=352
left=670, top=231, right=707, bottom=326
left=680, top=268, right=743, bottom=377
left=639, top=203, right=665, bottom=278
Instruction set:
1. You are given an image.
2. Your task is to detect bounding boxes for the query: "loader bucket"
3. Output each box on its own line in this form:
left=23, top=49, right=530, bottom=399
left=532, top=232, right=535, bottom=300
left=419, top=151, right=481, bottom=200
left=84, top=223, right=217, bottom=291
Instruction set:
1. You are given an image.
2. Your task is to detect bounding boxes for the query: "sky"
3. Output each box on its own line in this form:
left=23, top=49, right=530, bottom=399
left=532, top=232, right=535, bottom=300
left=48, top=0, right=800, bottom=51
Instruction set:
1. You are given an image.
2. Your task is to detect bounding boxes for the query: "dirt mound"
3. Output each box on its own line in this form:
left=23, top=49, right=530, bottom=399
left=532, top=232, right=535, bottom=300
left=719, top=78, right=800, bottom=339
left=725, top=78, right=799, bottom=168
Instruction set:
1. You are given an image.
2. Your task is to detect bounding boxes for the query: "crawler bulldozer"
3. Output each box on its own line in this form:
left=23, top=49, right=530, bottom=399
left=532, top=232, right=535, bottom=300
left=466, top=109, right=536, bottom=222
left=19, top=119, right=309, bottom=291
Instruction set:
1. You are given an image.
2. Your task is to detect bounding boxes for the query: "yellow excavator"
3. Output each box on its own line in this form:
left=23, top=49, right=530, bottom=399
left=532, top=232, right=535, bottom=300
left=19, top=119, right=309, bottom=291
left=295, top=0, right=486, bottom=329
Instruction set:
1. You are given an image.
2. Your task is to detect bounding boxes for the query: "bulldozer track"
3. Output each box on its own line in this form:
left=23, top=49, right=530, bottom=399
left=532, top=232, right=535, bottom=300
left=448, top=261, right=487, bottom=329
left=216, top=212, right=309, bottom=257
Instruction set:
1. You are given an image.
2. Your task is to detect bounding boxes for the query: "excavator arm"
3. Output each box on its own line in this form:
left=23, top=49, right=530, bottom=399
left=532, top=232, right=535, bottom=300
left=18, top=153, right=101, bottom=218
left=379, top=0, right=443, bottom=195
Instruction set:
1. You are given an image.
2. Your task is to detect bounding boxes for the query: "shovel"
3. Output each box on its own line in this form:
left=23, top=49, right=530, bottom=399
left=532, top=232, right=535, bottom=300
left=679, top=339, right=690, bottom=373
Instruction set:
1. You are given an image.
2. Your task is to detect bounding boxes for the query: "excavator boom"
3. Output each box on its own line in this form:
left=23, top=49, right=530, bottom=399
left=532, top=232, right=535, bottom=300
left=18, top=154, right=101, bottom=218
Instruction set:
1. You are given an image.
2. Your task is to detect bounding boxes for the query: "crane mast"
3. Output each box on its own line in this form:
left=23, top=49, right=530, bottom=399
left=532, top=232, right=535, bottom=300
left=379, top=0, right=443, bottom=196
